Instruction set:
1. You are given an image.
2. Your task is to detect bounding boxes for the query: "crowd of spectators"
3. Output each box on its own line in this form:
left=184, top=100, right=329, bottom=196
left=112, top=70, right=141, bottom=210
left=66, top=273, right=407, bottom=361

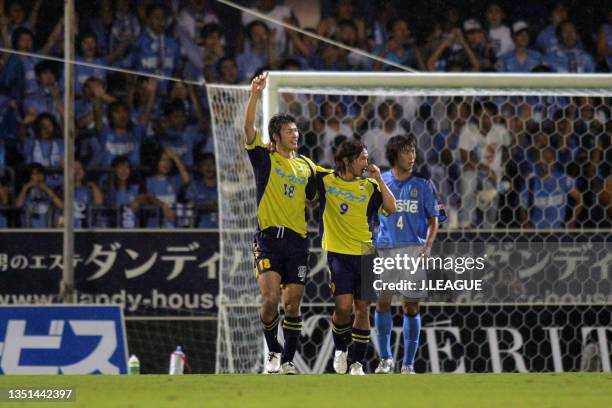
left=0, top=0, right=609, bottom=229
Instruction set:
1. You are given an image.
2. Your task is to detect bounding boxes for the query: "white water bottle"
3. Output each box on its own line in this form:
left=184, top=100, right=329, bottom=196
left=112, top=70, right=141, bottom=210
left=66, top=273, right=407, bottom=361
left=169, top=346, right=185, bottom=375
left=128, top=354, right=140, bottom=375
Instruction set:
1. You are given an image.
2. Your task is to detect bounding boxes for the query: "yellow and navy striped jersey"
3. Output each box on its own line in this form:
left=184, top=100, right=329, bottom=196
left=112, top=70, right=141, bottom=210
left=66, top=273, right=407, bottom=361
left=315, top=167, right=383, bottom=255
left=246, top=131, right=316, bottom=238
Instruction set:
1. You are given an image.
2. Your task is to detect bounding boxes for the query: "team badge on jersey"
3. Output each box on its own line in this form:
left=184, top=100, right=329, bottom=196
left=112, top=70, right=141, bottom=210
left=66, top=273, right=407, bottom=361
left=411, top=188, right=418, bottom=198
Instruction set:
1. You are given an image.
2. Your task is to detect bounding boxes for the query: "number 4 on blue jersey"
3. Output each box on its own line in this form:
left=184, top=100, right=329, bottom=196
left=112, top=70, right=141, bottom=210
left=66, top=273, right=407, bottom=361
left=376, top=171, right=447, bottom=248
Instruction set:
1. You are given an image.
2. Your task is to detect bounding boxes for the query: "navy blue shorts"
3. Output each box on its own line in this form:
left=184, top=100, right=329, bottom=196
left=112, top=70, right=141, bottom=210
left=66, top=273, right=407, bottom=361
left=327, top=252, right=376, bottom=300
left=253, top=228, right=309, bottom=285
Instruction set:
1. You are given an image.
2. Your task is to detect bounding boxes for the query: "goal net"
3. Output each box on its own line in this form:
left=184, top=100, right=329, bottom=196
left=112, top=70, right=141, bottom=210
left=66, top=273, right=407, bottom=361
left=209, top=73, right=611, bottom=374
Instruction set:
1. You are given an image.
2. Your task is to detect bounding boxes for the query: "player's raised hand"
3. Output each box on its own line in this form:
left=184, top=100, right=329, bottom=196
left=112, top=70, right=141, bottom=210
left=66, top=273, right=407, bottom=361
left=250, top=72, right=269, bottom=97
left=367, top=164, right=382, bottom=180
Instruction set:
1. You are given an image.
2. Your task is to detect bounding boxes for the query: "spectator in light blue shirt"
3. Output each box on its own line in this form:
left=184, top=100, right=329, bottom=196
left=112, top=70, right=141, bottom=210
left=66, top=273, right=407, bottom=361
left=95, top=101, right=146, bottom=167
left=544, top=21, right=595, bottom=73
left=371, top=17, right=425, bottom=71
left=74, top=31, right=108, bottom=97
left=499, top=21, right=542, bottom=72
left=537, top=2, right=565, bottom=53
left=130, top=4, right=180, bottom=84
left=520, top=146, right=583, bottom=228
left=237, top=20, right=273, bottom=81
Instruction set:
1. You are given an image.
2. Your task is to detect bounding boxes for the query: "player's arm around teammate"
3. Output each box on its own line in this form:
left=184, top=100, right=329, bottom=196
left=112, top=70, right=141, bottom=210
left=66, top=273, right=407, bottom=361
left=243, top=72, right=317, bottom=375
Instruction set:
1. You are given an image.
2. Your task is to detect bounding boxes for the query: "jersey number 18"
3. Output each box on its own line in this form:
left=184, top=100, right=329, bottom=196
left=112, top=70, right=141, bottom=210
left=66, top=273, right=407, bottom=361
left=284, top=184, right=295, bottom=198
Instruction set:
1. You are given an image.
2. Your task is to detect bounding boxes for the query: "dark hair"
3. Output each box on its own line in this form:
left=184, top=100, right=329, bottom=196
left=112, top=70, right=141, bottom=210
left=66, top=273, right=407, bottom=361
left=280, top=57, right=302, bottom=70
left=386, top=17, right=407, bottom=34
left=107, top=100, right=132, bottom=129
left=216, top=56, right=236, bottom=77
left=27, top=162, right=46, bottom=177
left=197, top=152, right=215, bottom=166
left=555, top=20, right=574, bottom=39
left=11, top=27, right=33, bottom=49
left=146, top=3, right=167, bottom=17
left=246, top=20, right=269, bottom=42
left=108, top=155, right=135, bottom=190
left=531, top=64, right=554, bottom=72
left=33, top=113, right=62, bottom=139
left=34, top=61, right=57, bottom=78
left=201, top=23, right=223, bottom=39
left=473, top=100, right=498, bottom=117
left=337, top=18, right=358, bottom=33
left=77, top=30, right=97, bottom=55
left=334, top=139, right=365, bottom=172
left=377, top=99, right=403, bottom=119
left=164, top=99, right=187, bottom=117
left=385, top=134, right=417, bottom=167
left=268, top=113, right=296, bottom=143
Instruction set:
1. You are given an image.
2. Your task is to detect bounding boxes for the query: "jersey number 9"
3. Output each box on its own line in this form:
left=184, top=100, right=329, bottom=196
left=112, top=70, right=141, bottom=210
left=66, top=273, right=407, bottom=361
left=339, top=202, right=349, bottom=215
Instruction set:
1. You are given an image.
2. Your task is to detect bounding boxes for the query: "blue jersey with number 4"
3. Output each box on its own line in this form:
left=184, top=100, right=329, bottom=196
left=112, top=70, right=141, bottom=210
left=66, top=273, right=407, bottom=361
left=376, top=171, right=446, bottom=247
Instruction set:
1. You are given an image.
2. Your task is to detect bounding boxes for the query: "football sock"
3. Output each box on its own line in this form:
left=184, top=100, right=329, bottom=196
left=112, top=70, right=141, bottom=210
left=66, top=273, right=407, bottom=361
left=281, top=315, right=303, bottom=363
left=332, top=320, right=351, bottom=352
left=375, top=310, right=393, bottom=359
left=349, top=328, right=371, bottom=365
left=261, top=313, right=282, bottom=353
left=403, top=312, right=421, bottom=367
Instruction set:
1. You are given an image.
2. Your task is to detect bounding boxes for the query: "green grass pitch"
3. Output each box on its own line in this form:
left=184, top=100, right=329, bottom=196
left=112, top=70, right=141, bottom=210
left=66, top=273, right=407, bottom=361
left=1, top=373, right=611, bottom=407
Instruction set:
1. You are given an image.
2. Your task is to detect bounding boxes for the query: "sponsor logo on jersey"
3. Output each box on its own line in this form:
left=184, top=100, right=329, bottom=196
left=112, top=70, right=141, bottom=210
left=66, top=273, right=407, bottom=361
left=396, top=199, right=419, bottom=213
left=274, top=168, right=306, bottom=184
left=325, top=186, right=367, bottom=203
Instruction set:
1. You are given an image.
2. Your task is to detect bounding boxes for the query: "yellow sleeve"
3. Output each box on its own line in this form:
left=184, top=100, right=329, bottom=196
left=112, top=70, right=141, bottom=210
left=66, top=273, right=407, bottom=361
left=245, top=130, right=268, bottom=150
left=315, top=165, right=333, bottom=174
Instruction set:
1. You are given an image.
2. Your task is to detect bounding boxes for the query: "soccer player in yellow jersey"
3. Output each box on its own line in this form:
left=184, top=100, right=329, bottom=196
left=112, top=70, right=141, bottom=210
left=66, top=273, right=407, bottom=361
left=315, top=140, right=397, bottom=375
left=244, top=72, right=317, bottom=375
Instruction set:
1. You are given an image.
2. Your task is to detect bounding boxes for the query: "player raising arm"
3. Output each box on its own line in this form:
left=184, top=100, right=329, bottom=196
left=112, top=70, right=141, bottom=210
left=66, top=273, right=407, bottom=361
left=316, top=140, right=396, bottom=375
left=244, top=72, right=317, bottom=375
left=374, top=134, right=446, bottom=374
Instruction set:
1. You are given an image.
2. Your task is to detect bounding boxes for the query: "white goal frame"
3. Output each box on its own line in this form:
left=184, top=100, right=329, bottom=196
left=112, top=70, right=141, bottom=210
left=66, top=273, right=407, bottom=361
left=262, top=71, right=612, bottom=140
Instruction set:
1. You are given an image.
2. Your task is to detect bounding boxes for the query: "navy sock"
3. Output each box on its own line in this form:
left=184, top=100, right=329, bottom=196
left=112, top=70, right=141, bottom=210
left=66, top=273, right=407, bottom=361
left=375, top=310, right=392, bottom=359
left=281, top=316, right=303, bottom=363
left=261, top=313, right=282, bottom=353
left=332, top=320, right=351, bottom=352
left=349, top=328, right=371, bottom=365
left=403, top=312, right=421, bottom=367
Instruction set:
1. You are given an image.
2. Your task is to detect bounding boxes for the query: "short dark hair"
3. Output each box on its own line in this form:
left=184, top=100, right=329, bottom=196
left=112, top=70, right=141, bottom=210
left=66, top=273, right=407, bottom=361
left=246, top=20, right=269, bottom=42
left=386, top=17, right=407, bottom=34
left=198, top=152, right=215, bottom=165
left=334, top=139, right=365, bottom=172
left=11, top=27, right=33, bottom=49
left=201, top=23, right=223, bottom=39
left=216, top=56, right=236, bottom=77
left=111, top=155, right=130, bottom=169
left=337, top=18, right=358, bottom=33
left=34, top=61, right=57, bottom=78
left=556, top=20, right=574, bottom=39
left=385, top=134, right=416, bottom=167
left=27, top=162, right=46, bottom=177
left=164, top=99, right=187, bottom=117
left=107, top=100, right=130, bottom=117
left=268, top=113, right=296, bottom=142
left=146, top=3, right=167, bottom=17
